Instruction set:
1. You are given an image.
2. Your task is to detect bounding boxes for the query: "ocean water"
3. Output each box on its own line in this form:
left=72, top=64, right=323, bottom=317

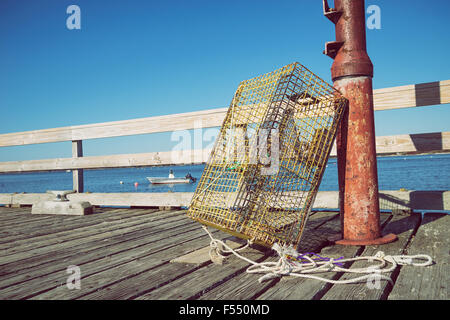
left=0, top=154, right=449, bottom=194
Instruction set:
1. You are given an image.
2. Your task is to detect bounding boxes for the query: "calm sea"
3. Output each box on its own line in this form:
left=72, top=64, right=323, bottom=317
left=0, top=154, right=449, bottom=194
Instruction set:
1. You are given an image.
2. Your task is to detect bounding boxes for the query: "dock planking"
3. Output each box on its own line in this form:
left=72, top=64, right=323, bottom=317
left=254, top=214, right=393, bottom=300
left=0, top=207, right=447, bottom=300
left=388, top=213, right=449, bottom=300
left=319, top=214, right=421, bottom=300
left=0, top=210, right=190, bottom=271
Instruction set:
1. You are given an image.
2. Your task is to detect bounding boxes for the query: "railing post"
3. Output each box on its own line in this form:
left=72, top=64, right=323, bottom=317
left=323, top=0, right=396, bottom=245
left=72, top=140, right=84, bottom=193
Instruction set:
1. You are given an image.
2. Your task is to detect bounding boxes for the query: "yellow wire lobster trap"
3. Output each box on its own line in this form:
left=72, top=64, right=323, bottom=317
left=187, top=62, right=347, bottom=248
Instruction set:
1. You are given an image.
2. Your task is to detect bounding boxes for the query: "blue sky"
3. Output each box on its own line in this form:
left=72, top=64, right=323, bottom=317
left=0, top=0, right=449, bottom=161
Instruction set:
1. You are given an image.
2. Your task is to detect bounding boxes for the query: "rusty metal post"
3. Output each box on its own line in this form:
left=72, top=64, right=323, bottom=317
left=323, top=0, right=397, bottom=245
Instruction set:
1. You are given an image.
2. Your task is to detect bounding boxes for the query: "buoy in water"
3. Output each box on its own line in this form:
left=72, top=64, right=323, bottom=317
left=120, top=181, right=124, bottom=184
left=134, top=182, right=139, bottom=187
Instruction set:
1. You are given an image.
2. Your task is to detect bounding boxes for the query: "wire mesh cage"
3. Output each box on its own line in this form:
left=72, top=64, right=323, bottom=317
left=187, top=62, right=348, bottom=248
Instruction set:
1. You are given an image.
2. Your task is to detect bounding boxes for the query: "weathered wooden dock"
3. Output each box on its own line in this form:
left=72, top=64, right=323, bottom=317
left=0, top=206, right=447, bottom=300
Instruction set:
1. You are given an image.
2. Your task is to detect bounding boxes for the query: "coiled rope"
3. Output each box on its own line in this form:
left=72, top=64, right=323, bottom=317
left=202, top=226, right=433, bottom=284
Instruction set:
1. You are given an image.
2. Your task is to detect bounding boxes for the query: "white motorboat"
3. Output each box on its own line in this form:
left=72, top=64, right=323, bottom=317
left=146, top=177, right=193, bottom=184
left=146, top=171, right=196, bottom=184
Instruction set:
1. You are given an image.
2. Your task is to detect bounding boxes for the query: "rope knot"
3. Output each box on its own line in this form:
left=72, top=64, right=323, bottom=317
left=200, top=226, right=433, bottom=285
left=391, top=254, right=433, bottom=267
left=391, top=256, right=413, bottom=265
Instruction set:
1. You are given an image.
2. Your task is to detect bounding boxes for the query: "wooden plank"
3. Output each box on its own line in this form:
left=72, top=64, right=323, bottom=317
left=170, top=237, right=247, bottom=265
left=0, top=210, right=181, bottom=254
left=0, top=208, right=155, bottom=233
left=0, top=207, right=29, bottom=215
left=373, top=132, right=450, bottom=155
left=0, top=208, right=156, bottom=240
left=0, top=210, right=53, bottom=226
left=0, top=209, right=183, bottom=249
left=1, top=132, right=449, bottom=173
left=0, top=108, right=228, bottom=147
left=0, top=81, right=448, bottom=148
left=256, top=214, right=392, bottom=300
left=388, top=213, right=449, bottom=300
left=1, top=190, right=449, bottom=211
left=0, top=192, right=194, bottom=207
left=0, top=210, right=188, bottom=267
left=0, top=208, right=159, bottom=245
left=75, top=215, right=340, bottom=300
left=0, top=216, right=199, bottom=292
left=0, top=149, right=211, bottom=172
left=169, top=211, right=336, bottom=267
left=0, top=207, right=115, bottom=227
left=0, top=195, right=13, bottom=206
left=330, top=132, right=450, bottom=156
left=0, top=208, right=176, bottom=247
left=195, top=256, right=280, bottom=300
left=33, top=229, right=231, bottom=300
left=142, top=213, right=343, bottom=300
left=0, top=208, right=138, bottom=235
left=0, top=209, right=176, bottom=253
left=0, top=210, right=180, bottom=265
left=196, top=212, right=340, bottom=300
left=256, top=247, right=363, bottom=300
left=72, top=140, right=84, bottom=193
left=1, top=225, right=202, bottom=299
left=372, top=80, right=450, bottom=111
left=79, top=213, right=334, bottom=300
left=134, top=247, right=270, bottom=300
left=0, top=214, right=203, bottom=299
left=320, top=214, right=421, bottom=300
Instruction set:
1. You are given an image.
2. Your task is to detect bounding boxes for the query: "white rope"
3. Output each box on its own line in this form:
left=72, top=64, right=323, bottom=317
left=202, top=226, right=433, bottom=285
left=204, top=226, right=254, bottom=264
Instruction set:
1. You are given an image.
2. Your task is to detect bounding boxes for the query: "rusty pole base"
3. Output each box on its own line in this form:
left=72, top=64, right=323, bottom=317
left=329, top=233, right=398, bottom=246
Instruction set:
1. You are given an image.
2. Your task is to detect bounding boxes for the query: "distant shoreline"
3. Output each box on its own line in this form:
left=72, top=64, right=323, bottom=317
left=1, top=152, right=450, bottom=175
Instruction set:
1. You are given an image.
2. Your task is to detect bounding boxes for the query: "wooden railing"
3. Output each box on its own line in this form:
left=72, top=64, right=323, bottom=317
left=0, top=80, right=449, bottom=209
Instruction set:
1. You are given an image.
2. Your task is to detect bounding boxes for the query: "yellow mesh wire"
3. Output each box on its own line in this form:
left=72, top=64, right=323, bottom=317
left=187, top=62, right=347, bottom=248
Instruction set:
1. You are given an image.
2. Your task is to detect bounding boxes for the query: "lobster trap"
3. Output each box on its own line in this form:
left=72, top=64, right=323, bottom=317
left=187, top=62, right=347, bottom=248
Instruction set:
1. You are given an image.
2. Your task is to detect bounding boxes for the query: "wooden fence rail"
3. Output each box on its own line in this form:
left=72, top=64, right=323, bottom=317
left=0, top=132, right=448, bottom=174
left=1, top=191, right=449, bottom=211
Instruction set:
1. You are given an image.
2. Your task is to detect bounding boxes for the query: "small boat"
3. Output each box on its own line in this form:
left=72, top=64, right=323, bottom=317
left=147, top=171, right=196, bottom=184
left=146, top=177, right=193, bottom=184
